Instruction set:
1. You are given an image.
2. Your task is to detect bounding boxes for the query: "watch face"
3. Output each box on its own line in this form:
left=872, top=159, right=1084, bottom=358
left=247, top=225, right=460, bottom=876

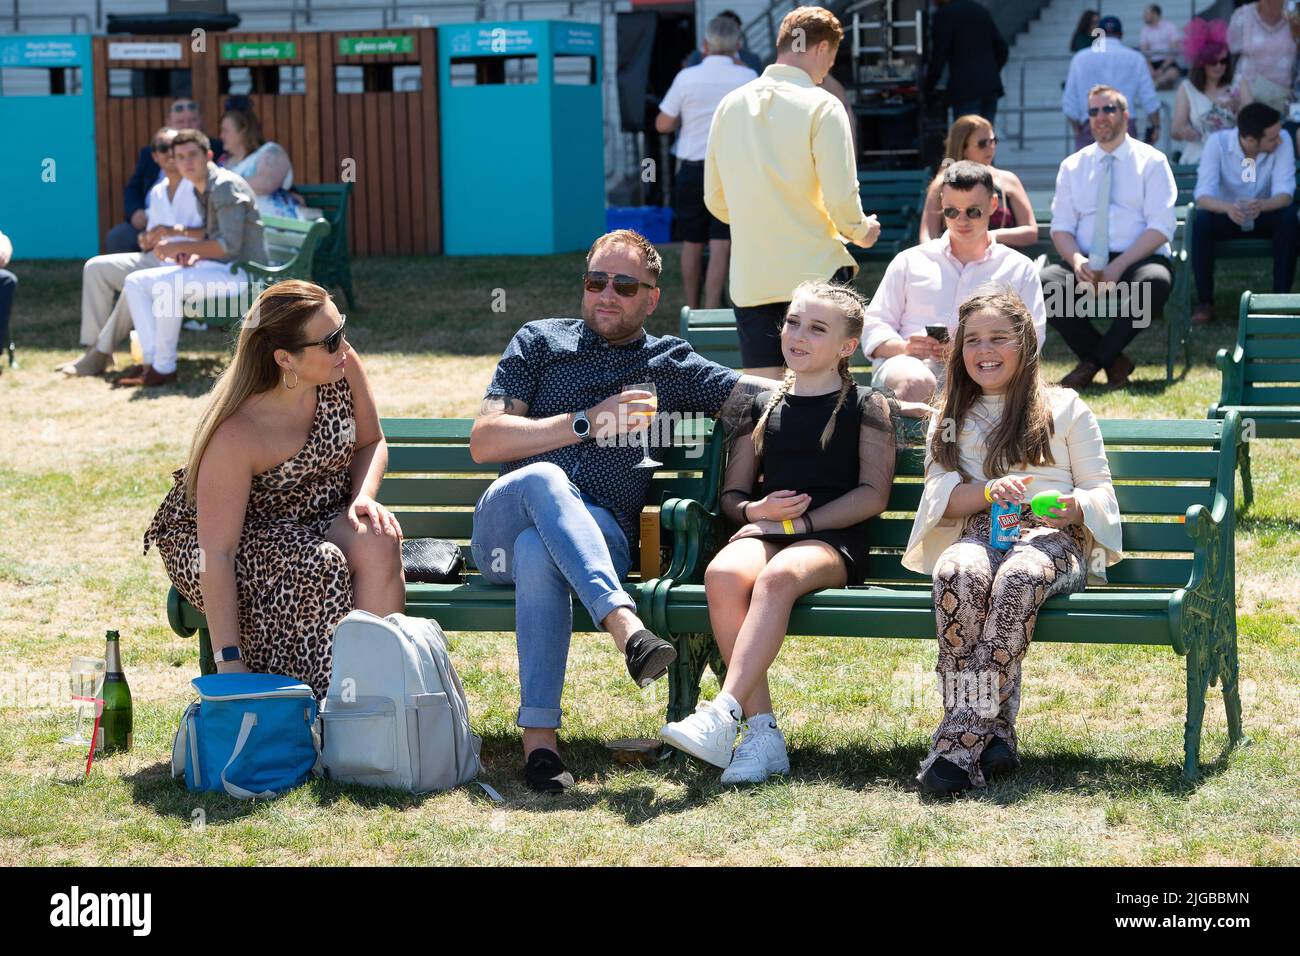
left=574, top=413, right=589, bottom=436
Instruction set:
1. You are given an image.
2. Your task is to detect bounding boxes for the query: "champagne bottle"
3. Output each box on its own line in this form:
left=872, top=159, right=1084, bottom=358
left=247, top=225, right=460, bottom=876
left=99, top=630, right=133, bottom=754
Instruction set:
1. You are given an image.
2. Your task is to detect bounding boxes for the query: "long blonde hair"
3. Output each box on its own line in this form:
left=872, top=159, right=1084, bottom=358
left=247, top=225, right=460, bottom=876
left=183, top=280, right=332, bottom=502
left=752, top=280, right=865, bottom=458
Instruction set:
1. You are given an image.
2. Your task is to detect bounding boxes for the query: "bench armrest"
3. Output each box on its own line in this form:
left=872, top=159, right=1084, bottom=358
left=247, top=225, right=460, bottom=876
left=660, top=497, right=725, bottom=584
left=167, top=586, right=197, bottom=637
left=1210, top=346, right=1245, bottom=414
left=236, top=259, right=302, bottom=282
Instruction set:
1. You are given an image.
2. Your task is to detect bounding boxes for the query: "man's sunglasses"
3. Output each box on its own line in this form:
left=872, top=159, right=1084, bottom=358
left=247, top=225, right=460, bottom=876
left=152, top=142, right=173, bottom=154
left=1087, top=104, right=1123, bottom=116
left=942, top=205, right=985, bottom=221
left=170, top=101, right=199, bottom=113
left=297, top=316, right=347, bottom=353
left=582, top=271, right=655, bottom=297
left=975, top=134, right=998, bottom=149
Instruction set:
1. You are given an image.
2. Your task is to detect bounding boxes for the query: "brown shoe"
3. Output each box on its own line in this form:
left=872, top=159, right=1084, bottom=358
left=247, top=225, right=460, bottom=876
left=1059, top=360, right=1101, bottom=390
left=116, top=364, right=145, bottom=379
left=114, top=364, right=152, bottom=388
left=142, top=367, right=178, bottom=387
left=1191, top=303, right=1214, bottom=326
left=1105, top=352, right=1136, bottom=389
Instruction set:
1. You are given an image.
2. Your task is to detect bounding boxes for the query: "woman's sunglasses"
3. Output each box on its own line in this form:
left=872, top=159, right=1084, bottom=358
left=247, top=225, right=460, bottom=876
left=170, top=101, right=199, bottom=113
left=1087, top=104, right=1123, bottom=116
left=299, top=316, right=347, bottom=353
left=582, top=271, right=655, bottom=297
left=974, top=134, right=998, bottom=149
left=942, top=206, right=985, bottom=221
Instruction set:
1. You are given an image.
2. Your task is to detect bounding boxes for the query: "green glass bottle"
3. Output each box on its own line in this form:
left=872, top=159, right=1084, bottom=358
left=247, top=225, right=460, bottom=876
left=99, top=630, right=133, bottom=754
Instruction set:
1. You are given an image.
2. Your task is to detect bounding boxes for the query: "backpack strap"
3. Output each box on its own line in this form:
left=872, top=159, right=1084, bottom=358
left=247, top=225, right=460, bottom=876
left=220, top=711, right=277, bottom=800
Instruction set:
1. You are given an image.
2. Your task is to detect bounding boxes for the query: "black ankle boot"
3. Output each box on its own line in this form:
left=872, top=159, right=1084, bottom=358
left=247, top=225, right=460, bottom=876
left=918, top=756, right=971, bottom=797
left=979, top=738, right=1019, bottom=779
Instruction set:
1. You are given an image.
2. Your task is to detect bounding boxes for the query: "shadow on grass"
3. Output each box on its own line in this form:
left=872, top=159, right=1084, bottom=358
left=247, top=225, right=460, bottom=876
left=1236, top=513, right=1300, bottom=536
left=114, top=354, right=230, bottom=399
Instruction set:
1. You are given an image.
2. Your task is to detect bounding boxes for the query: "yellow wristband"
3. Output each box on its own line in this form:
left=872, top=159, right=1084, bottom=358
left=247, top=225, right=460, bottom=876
left=984, top=480, right=994, bottom=503
left=782, top=519, right=796, bottom=534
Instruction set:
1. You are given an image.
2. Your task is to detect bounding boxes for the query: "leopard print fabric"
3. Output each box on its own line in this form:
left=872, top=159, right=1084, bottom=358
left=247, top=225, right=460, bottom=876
left=143, top=378, right=357, bottom=696
left=918, top=508, right=1087, bottom=788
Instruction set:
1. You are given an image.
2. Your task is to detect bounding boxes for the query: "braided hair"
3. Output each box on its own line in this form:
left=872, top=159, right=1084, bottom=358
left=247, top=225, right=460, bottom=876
left=752, top=279, right=867, bottom=458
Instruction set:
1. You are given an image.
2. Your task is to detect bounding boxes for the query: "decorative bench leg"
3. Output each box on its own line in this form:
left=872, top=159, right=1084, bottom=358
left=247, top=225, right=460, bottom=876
left=1239, top=442, right=1254, bottom=509
left=1182, top=643, right=1208, bottom=782
left=665, top=631, right=723, bottom=724
left=197, top=627, right=216, bottom=677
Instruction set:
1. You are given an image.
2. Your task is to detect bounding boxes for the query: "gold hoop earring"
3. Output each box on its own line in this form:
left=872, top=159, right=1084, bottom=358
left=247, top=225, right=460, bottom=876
left=283, top=369, right=299, bottom=390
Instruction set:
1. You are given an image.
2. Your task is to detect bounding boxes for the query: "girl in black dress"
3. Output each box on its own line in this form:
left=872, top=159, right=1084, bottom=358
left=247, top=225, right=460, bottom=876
left=659, top=280, right=899, bottom=783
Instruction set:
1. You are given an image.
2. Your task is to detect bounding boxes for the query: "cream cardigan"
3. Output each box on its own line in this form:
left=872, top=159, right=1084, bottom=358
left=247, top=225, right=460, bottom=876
left=902, top=388, right=1124, bottom=584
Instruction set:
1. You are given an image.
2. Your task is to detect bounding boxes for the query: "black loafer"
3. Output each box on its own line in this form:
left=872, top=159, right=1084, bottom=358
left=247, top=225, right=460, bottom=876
left=979, top=738, right=1019, bottom=780
left=524, top=748, right=574, bottom=794
left=625, top=630, right=676, bottom=688
left=918, top=756, right=971, bottom=797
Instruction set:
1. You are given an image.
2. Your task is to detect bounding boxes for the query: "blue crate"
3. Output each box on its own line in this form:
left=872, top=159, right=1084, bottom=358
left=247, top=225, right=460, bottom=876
left=605, top=205, right=673, bottom=244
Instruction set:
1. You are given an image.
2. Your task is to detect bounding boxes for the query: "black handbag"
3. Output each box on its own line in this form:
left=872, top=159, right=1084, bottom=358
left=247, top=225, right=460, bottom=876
left=401, top=538, right=465, bottom=584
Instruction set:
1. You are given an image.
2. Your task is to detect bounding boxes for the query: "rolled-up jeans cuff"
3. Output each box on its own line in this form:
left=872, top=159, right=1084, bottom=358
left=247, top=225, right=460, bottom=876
left=587, top=588, right=636, bottom=628
left=517, top=705, right=563, bottom=729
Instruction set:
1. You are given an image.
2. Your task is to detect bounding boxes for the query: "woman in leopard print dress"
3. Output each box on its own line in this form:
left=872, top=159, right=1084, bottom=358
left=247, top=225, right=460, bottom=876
left=902, top=289, right=1122, bottom=796
left=144, top=280, right=404, bottom=696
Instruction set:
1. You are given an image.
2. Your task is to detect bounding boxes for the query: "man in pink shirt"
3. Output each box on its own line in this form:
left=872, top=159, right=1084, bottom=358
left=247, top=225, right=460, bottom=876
left=861, top=161, right=1046, bottom=402
left=1141, top=5, right=1184, bottom=89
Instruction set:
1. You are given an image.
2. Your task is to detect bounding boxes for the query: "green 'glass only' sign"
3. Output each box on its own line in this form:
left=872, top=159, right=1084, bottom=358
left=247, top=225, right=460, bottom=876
left=222, top=41, right=297, bottom=61
left=339, top=36, right=414, bottom=55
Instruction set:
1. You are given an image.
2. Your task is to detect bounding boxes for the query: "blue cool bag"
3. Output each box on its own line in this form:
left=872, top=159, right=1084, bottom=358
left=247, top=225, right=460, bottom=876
left=171, top=673, right=320, bottom=799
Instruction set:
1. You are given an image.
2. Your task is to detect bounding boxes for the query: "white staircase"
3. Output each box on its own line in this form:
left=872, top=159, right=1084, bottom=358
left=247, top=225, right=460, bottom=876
left=998, top=0, right=1196, bottom=188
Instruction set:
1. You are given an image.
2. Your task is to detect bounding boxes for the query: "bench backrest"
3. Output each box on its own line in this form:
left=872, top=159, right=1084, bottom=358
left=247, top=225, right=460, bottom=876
left=712, top=416, right=1235, bottom=591
left=377, top=418, right=721, bottom=579
left=679, top=306, right=874, bottom=383
left=1236, top=292, right=1300, bottom=404
left=858, top=169, right=929, bottom=251
left=1172, top=163, right=1198, bottom=207
left=291, top=184, right=352, bottom=261
left=260, top=215, right=330, bottom=275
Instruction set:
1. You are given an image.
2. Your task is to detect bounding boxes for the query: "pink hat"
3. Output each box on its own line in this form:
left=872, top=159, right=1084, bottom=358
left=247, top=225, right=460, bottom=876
left=1182, top=17, right=1230, bottom=69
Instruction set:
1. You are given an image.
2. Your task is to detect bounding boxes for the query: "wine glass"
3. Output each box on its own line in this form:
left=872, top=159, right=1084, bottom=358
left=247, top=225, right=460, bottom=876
left=624, top=382, right=662, bottom=469
left=61, top=656, right=104, bottom=747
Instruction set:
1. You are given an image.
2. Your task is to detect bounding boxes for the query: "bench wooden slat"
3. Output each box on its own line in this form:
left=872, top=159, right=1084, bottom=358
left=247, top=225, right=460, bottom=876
left=1243, top=340, right=1300, bottom=360
left=1244, top=363, right=1300, bottom=383
left=381, top=474, right=711, bottom=507
left=1243, top=385, right=1300, bottom=404
left=864, top=516, right=1193, bottom=552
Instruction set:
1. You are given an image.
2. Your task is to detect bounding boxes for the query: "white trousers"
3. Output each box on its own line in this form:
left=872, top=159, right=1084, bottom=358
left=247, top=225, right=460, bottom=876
left=80, top=251, right=159, bottom=350
left=122, top=261, right=248, bottom=375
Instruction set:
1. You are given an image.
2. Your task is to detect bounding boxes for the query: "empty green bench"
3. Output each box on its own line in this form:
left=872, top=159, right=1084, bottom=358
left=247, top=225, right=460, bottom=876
left=851, top=169, right=929, bottom=262
left=1208, top=291, right=1300, bottom=508
left=294, top=184, right=356, bottom=309
left=656, top=413, right=1247, bottom=781
left=165, top=416, right=722, bottom=675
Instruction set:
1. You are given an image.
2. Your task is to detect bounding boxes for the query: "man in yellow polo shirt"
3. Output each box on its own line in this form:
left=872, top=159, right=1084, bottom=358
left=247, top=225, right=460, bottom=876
left=705, top=5, right=880, bottom=379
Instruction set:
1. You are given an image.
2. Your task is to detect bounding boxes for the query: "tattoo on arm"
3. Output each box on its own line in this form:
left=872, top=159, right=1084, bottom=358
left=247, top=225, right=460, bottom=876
left=479, top=395, right=522, bottom=417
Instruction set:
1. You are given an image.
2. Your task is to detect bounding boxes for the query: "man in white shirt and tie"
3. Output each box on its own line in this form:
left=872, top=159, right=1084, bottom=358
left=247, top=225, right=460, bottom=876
left=656, top=14, right=756, bottom=310
left=1041, top=85, right=1178, bottom=390
left=861, top=160, right=1046, bottom=402
left=1062, top=16, right=1162, bottom=151
left=1190, top=102, right=1297, bottom=325
left=59, top=127, right=206, bottom=377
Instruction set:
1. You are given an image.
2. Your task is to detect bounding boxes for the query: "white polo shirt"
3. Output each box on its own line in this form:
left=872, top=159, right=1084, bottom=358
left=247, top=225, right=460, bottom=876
left=1050, top=134, right=1178, bottom=258
left=145, top=177, right=205, bottom=234
left=659, top=54, right=757, bottom=161
left=861, top=233, right=1047, bottom=359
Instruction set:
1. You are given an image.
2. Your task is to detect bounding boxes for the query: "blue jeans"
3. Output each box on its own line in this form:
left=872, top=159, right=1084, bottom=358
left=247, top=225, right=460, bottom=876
left=470, top=462, right=635, bottom=729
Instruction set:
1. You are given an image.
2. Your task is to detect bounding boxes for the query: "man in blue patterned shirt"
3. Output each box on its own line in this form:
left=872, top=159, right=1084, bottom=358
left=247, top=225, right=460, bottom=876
left=470, top=229, right=774, bottom=792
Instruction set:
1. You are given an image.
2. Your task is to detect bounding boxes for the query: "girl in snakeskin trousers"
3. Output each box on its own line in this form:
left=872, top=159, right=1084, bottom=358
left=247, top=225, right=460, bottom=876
left=903, top=288, right=1123, bottom=796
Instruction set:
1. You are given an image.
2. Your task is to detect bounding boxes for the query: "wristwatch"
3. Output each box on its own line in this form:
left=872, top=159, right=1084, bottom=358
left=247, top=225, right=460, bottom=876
left=571, top=409, right=591, bottom=440
left=214, top=645, right=242, bottom=663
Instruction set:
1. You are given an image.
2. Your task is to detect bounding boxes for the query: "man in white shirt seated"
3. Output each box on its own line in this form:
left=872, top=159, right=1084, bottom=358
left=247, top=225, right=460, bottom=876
left=1191, top=102, right=1297, bottom=325
left=656, top=14, right=756, bottom=310
left=58, top=127, right=205, bottom=377
left=861, top=160, right=1046, bottom=402
left=1041, top=85, right=1178, bottom=390
left=1063, top=16, right=1162, bottom=151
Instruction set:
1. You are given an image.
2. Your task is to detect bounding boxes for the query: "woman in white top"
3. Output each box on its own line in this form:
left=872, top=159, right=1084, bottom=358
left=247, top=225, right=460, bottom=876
left=1227, top=0, right=1295, bottom=112
left=1173, top=18, right=1253, bottom=165
left=220, top=101, right=302, bottom=221
left=903, top=288, right=1122, bottom=797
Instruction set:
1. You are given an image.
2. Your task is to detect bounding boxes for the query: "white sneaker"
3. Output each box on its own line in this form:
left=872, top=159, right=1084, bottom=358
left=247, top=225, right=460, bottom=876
left=658, top=699, right=739, bottom=768
left=720, top=719, right=790, bottom=785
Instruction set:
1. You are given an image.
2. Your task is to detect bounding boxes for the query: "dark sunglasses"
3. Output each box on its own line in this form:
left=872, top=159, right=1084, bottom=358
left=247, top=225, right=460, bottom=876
left=975, top=134, right=998, bottom=149
left=582, top=271, right=655, bottom=297
left=152, top=142, right=173, bottom=154
left=298, top=316, right=347, bottom=354
left=1212, top=57, right=1230, bottom=66
left=1087, top=104, right=1123, bottom=116
left=942, top=205, right=985, bottom=221
left=170, top=101, right=199, bottom=113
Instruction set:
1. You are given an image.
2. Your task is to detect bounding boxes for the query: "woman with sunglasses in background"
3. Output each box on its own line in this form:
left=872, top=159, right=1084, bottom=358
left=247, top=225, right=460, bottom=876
left=145, top=280, right=403, bottom=697
left=919, top=114, right=1038, bottom=248
left=1173, top=19, right=1253, bottom=166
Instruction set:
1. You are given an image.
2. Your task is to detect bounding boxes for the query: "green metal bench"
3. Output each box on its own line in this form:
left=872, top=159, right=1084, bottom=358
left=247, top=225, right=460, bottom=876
left=656, top=413, right=1247, bottom=782
left=190, top=215, right=331, bottom=327
left=679, top=305, right=874, bottom=383
left=851, top=169, right=929, bottom=262
left=1208, top=291, right=1300, bottom=508
left=165, top=416, right=722, bottom=675
left=293, top=184, right=356, bottom=309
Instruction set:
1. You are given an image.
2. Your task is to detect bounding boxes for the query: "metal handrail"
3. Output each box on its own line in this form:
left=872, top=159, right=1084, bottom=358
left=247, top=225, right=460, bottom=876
left=5, top=2, right=92, bottom=33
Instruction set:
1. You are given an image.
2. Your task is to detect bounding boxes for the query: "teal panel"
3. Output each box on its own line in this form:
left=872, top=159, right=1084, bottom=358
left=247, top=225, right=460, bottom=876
left=0, top=36, right=98, bottom=259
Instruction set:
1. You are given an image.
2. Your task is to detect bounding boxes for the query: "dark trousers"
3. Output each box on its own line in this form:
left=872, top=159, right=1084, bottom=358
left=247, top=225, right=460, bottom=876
left=1041, top=252, right=1173, bottom=367
left=0, top=269, right=15, bottom=355
left=951, top=95, right=999, bottom=125
left=1191, top=207, right=1298, bottom=304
